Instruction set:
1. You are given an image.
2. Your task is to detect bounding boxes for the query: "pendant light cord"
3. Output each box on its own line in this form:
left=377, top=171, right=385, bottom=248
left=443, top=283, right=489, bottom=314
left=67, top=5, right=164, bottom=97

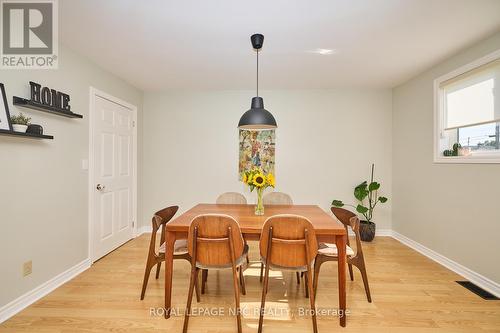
left=256, top=49, right=259, bottom=97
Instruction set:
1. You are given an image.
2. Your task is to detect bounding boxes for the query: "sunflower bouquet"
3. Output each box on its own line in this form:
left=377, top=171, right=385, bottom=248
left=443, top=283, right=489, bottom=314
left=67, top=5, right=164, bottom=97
left=241, top=168, right=275, bottom=215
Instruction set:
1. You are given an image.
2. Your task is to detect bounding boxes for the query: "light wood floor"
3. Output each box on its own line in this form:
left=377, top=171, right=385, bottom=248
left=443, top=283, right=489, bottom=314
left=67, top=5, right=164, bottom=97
left=1, top=235, right=499, bottom=333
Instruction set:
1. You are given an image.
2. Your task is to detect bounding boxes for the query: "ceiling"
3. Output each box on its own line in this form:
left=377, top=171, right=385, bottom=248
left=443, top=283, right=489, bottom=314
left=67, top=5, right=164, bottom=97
left=60, top=0, right=500, bottom=91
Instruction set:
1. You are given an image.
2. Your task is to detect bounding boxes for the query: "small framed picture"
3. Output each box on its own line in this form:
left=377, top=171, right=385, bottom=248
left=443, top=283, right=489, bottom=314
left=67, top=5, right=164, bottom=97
left=0, top=83, right=12, bottom=130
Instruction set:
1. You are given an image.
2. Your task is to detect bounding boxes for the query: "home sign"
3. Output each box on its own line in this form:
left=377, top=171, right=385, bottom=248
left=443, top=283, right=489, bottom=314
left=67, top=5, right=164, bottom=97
left=29, top=81, right=71, bottom=112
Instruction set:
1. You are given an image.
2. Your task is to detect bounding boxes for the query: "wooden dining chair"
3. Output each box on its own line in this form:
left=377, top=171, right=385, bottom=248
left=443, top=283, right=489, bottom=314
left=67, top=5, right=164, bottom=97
left=259, top=192, right=300, bottom=284
left=262, top=191, right=293, bottom=205
left=258, top=214, right=319, bottom=333
left=216, top=192, right=247, bottom=204
left=183, top=214, right=248, bottom=333
left=313, top=207, right=372, bottom=303
left=140, top=206, right=200, bottom=301
left=203, top=192, right=247, bottom=294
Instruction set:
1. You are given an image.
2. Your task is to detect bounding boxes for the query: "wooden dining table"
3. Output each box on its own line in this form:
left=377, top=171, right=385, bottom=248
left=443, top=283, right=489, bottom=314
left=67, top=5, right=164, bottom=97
left=163, top=203, right=348, bottom=327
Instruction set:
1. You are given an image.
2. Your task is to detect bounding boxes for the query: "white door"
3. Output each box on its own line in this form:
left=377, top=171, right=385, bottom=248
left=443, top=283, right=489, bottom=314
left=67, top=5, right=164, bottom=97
left=91, top=92, right=135, bottom=261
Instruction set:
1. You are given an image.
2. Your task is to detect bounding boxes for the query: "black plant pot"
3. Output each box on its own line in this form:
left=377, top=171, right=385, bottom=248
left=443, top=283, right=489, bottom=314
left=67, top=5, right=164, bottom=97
left=359, top=221, right=376, bottom=242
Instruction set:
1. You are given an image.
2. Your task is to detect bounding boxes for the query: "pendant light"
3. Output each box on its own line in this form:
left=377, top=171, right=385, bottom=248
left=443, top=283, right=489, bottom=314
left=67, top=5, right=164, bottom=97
left=238, top=34, right=277, bottom=129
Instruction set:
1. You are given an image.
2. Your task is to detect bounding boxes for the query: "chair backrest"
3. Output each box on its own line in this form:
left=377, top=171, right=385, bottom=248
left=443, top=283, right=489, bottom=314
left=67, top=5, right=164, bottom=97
left=262, top=192, right=293, bottom=205
left=331, top=207, right=362, bottom=256
left=260, top=214, right=318, bottom=268
left=187, top=214, right=245, bottom=267
left=216, top=192, right=247, bottom=205
left=149, top=206, right=179, bottom=256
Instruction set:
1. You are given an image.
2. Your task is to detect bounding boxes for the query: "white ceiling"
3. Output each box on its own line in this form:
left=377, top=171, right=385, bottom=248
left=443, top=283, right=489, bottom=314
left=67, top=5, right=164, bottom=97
left=60, top=0, right=500, bottom=91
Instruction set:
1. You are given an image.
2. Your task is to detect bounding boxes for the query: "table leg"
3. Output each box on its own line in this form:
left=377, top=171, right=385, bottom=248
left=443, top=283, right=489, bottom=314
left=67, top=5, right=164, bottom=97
left=336, top=234, right=347, bottom=327
left=164, top=231, right=175, bottom=319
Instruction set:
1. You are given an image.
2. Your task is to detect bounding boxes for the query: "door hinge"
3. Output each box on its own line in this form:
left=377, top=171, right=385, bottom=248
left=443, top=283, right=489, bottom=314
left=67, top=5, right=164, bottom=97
left=132, top=221, right=135, bottom=227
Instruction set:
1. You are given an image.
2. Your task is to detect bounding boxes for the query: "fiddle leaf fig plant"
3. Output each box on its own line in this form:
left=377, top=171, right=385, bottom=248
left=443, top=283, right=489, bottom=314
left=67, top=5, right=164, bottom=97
left=331, top=164, right=388, bottom=223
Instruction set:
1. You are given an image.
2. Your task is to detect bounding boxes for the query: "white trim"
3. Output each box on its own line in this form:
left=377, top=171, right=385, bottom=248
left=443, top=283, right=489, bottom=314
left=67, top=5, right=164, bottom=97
left=391, top=230, right=500, bottom=298
left=347, top=228, right=392, bottom=237
left=88, top=87, right=138, bottom=263
left=433, top=48, right=500, bottom=164
left=138, top=225, right=152, bottom=235
left=0, top=258, right=91, bottom=323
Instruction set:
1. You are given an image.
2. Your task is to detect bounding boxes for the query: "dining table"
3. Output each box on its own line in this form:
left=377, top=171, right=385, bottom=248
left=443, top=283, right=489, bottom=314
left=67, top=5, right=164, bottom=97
left=163, top=203, right=348, bottom=327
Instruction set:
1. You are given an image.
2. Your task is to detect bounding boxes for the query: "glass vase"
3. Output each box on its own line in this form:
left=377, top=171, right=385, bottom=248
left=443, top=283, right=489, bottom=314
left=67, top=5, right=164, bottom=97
left=255, top=188, right=264, bottom=215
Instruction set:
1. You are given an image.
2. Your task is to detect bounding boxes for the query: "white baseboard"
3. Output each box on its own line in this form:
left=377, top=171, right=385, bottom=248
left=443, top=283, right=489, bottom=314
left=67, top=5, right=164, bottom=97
left=347, top=228, right=392, bottom=237
left=391, top=230, right=500, bottom=298
left=0, top=258, right=91, bottom=324
left=137, top=225, right=151, bottom=235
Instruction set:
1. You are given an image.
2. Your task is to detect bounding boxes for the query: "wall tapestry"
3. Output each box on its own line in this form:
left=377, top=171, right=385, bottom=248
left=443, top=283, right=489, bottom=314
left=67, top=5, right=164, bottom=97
left=239, top=129, right=275, bottom=179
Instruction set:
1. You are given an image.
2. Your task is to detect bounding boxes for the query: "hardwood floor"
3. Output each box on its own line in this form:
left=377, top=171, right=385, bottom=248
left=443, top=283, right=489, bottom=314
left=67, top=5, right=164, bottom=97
left=1, top=235, right=499, bottom=333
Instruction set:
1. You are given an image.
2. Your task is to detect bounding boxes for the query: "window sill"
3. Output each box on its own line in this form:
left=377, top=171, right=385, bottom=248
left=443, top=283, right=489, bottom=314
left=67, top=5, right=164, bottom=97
left=434, top=154, right=500, bottom=164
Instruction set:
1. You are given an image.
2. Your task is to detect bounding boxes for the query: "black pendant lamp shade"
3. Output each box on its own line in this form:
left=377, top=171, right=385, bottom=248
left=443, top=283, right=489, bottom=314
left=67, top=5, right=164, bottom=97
left=238, top=34, right=277, bottom=129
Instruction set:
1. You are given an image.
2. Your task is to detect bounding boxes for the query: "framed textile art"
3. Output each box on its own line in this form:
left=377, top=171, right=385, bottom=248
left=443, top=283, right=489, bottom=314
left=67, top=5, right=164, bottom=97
left=239, top=129, right=275, bottom=179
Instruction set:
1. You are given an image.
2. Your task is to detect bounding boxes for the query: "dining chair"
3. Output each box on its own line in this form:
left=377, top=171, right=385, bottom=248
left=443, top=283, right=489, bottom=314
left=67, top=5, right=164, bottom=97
left=216, top=192, right=247, bottom=204
left=262, top=191, right=293, bottom=205
left=258, top=214, right=318, bottom=333
left=140, top=206, right=200, bottom=301
left=313, top=207, right=372, bottom=302
left=204, top=192, right=247, bottom=294
left=259, top=192, right=300, bottom=284
left=183, top=214, right=248, bottom=333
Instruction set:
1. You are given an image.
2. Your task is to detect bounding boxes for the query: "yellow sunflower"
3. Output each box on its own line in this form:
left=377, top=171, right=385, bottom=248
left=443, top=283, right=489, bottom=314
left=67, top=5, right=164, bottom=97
left=267, top=173, right=275, bottom=187
left=242, top=173, right=247, bottom=183
left=252, top=173, right=266, bottom=187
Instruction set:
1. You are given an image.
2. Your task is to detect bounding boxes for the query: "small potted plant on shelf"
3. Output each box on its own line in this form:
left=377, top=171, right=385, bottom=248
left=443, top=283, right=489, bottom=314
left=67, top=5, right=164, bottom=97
left=331, top=164, right=388, bottom=242
left=241, top=167, right=275, bottom=215
left=10, top=113, right=31, bottom=133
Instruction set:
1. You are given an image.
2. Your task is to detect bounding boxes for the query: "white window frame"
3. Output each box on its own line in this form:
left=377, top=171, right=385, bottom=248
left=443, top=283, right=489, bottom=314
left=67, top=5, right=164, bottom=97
left=434, top=49, right=500, bottom=164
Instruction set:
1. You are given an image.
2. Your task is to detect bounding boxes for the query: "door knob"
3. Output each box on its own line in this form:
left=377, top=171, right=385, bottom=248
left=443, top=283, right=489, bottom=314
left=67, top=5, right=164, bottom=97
left=96, top=184, right=105, bottom=191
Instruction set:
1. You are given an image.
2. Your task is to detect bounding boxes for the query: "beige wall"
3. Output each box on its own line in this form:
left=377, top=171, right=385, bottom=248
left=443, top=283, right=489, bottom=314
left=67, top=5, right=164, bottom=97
left=142, top=89, right=393, bottom=229
left=393, top=32, right=500, bottom=284
left=0, top=45, right=143, bottom=308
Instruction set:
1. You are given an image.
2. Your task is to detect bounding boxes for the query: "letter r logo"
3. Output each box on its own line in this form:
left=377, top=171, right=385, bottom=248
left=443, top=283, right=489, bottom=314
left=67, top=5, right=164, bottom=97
left=2, top=1, right=53, bottom=54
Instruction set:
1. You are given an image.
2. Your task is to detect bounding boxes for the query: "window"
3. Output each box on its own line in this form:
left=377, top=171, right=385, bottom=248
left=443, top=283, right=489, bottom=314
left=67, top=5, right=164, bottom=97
left=434, top=50, right=500, bottom=163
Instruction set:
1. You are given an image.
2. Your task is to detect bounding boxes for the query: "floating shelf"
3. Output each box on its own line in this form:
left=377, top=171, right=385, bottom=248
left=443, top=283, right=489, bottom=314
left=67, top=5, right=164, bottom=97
left=0, top=128, right=54, bottom=139
left=13, top=96, right=83, bottom=119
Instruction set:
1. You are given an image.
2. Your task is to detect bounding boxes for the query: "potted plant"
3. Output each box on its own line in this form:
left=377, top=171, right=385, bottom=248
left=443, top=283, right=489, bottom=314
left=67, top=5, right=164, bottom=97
left=10, top=113, right=31, bottom=133
left=241, top=168, right=275, bottom=215
left=331, top=164, right=388, bottom=241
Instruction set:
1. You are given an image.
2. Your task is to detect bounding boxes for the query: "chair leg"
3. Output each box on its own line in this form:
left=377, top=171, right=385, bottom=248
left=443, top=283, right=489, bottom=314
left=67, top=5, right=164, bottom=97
left=239, top=266, right=246, bottom=295
left=296, top=272, right=301, bottom=285
left=313, top=257, right=324, bottom=299
left=195, top=270, right=201, bottom=302
left=260, top=263, right=264, bottom=282
left=348, top=263, right=354, bottom=281
left=182, top=267, right=198, bottom=333
left=358, top=264, right=372, bottom=303
left=201, top=269, right=208, bottom=294
left=231, top=265, right=242, bottom=333
left=155, top=261, right=162, bottom=279
left=304, top=271, right=309, bottom=298
left=306, top=264, right=318, bottom=333
left=258, top=263, right=270, bottom=333
left=140, top=260, right=155, bottom=300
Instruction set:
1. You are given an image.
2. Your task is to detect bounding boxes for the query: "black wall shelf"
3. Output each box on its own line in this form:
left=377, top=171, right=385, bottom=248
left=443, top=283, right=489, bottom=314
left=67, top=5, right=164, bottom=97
left=13, top=96, right=83, bottom=119
left=0, top=128, right=54, bottom=139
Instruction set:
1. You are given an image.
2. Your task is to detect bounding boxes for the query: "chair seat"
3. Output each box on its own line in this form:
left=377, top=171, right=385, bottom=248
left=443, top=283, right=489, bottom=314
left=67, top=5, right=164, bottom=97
left=318, top=243, right=355, bottom=257
left=159, top=239, right=188, bottom=255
